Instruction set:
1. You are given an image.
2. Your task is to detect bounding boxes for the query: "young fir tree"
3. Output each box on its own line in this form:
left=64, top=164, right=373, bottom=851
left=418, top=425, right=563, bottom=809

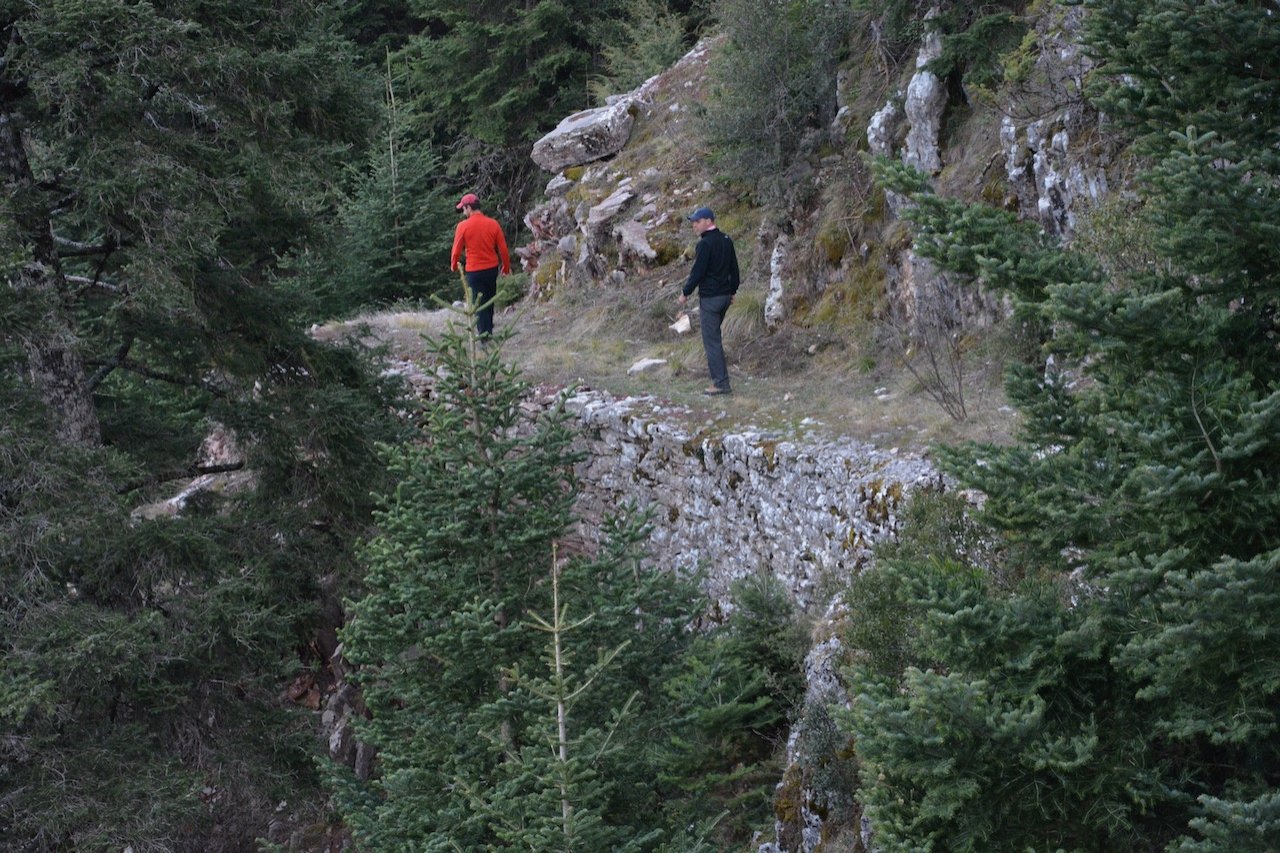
left=333, top=326, right=803, bottom=849
left=657, top=574, right=810, bottom=842
left=333, top=324, right=584, bottom=848
left=1, top=1, right=399, bottom=846
left=470, top=555, right=648, bottom=852
left=316, top=70, right=456, bottom=314
left=842, top=1, right=1280, bottom=850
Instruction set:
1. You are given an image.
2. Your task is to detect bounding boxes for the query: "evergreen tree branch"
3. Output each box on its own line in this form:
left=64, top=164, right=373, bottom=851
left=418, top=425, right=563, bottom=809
left=85, top=334, right=133, bottom=392
left=1189, top=364, right=1222, bottom=474
left=83, top=356, right=228, bottom=398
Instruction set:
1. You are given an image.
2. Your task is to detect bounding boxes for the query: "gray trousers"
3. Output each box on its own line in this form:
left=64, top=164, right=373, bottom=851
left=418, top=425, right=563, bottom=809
left=699, top=294, right=732, bottom=390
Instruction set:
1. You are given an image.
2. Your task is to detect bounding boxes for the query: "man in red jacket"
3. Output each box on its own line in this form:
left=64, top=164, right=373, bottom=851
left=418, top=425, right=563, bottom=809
left=450, top=193, right=511, bottom=338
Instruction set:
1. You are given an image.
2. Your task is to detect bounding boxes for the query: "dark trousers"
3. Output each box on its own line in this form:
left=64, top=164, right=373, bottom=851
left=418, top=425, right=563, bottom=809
left=465, top=266, right=499, bottom=337
left=699, top=294, right=732, bottom=390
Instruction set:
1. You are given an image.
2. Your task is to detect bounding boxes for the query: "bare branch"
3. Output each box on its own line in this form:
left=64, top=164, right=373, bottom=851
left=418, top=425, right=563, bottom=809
left=117, top=460, right=247, bottom=496
left=55, top=236, right=117, bottom=258
left=84, top=356, right=230, bottom=398
left=86, top=335, right=133, bottom=391
left=66, top=274, right=121, bottom=294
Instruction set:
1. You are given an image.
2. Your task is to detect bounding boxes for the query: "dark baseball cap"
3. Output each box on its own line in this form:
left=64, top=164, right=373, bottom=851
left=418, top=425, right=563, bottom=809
left=686, top=206, right=715, bottom=221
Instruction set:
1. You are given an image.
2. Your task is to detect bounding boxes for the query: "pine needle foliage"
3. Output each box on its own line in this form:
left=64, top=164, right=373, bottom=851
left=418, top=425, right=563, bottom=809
left=1, top=2, right=401, bottom=846
left=319, top=102, right=457, bottom=315
left=470, top=556, right=650, bottom=851
left=589, top=0, right=691, bottom=102
left=843, top=1, right=1280, bottom=850
left=656, top=574, right=809, bottom=844
left=333, top=325, right=806, bottom=849
left=334, top=322, right=582, bottom=846
left=704, top=0, right=856, bottom=201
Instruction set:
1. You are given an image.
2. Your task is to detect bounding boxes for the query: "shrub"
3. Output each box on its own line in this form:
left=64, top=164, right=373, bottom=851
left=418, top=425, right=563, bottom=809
left=703, top=0, right=856, bottom=201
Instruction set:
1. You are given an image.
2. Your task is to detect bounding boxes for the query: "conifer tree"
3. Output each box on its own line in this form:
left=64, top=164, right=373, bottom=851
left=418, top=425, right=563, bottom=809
left=473, top=555, right=644, bottom=851
left=334, top=324, right=585, bottom=848
left=705, top=0, right=855, bottom=200
left=334, top=327, right=804, bottom=848
left=311, top=69, right=456, bottom=315
left=844, top=1, right=1280, bottom=849
left=1, top=2, right=399, bottom=846
left=657, top=575, right=809, bottom=841
left=393, top=0, right=682, bottom=222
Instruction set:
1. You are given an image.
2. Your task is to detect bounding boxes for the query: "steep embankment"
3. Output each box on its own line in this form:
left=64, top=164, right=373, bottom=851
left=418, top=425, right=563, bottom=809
left=339, top=2, right=1117, bottom=612
left=328, top=7, right=1125, bottom=850
left=367, top=3, right=1115, bottom=455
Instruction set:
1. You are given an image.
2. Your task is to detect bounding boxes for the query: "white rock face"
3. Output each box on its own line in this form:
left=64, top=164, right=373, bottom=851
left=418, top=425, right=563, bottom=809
left=765, top=236, right=790, bottom=330
left=197, top=422, right=242, bottom=467
left=1007, top=113, right=1109, bottom=237
left=867, top=100, right=901, bottom=158
left=768, top=600, right=857, bottom=853
left=902, top=20, right=946, bottom=174
left=531, top=100, right=637, bottom=173
left=996, top=4, right=1109, bottom=238
left=560, top=389, right=937, bottom=610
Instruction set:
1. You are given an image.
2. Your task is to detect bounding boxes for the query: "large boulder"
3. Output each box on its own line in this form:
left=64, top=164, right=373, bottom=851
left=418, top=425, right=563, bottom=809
left=531, top=99, right=637, bottom=173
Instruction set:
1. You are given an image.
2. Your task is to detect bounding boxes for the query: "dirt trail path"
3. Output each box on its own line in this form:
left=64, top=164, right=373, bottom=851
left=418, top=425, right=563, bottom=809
left=322, top=297, right=1015, bottom=455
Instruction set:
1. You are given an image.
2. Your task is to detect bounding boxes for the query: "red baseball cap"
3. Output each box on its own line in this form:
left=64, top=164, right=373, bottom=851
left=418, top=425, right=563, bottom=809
left=456, top=192, right=479, bottom=209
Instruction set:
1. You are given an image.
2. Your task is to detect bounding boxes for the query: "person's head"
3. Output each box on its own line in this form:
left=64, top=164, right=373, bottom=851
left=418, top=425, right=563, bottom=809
left=687, top=206, right=716, bottom=234
left=456, top=192, right=481, bottom=215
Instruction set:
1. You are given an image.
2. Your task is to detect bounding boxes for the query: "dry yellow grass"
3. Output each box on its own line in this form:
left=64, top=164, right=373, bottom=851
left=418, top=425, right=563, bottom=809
left=317, top=286, right=1016, bottom=455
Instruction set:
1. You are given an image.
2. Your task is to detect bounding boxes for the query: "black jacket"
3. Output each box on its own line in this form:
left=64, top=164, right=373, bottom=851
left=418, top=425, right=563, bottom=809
left=683, top=228, right=740, bottom=298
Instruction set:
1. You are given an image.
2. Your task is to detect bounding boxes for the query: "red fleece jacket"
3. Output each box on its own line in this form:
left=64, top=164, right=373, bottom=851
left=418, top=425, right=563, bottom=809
left=450, top=212, right=511, bottom=274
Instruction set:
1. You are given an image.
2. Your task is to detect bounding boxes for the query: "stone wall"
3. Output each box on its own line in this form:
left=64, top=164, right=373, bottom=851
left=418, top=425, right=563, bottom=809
left=561, top=389, right=938, bottom=611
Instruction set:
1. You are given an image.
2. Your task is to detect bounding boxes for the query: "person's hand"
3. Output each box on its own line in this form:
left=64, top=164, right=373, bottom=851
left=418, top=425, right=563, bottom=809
left=678, top=293, right=687, bottom=307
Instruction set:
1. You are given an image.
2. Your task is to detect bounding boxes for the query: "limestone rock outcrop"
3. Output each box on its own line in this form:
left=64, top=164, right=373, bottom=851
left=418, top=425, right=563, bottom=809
left=560, top=388, right=938, bottom=610
left=764, top=235, right=790, bottom=330
left=531, top=99, right=638, bottom=173
left=530, top=39, right=713, bottom=174
left=902, top=12, right=946, bottom=175
left=997, top=4, right=1112, bottom=238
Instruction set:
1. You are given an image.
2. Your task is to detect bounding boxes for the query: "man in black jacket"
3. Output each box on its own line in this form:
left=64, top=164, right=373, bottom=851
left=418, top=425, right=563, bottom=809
left=678, top=206, right=740, bottom=395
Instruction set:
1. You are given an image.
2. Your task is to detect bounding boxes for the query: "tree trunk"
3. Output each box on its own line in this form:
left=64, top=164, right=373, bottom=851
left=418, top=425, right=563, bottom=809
left=1, top=105, right=101, bottom=447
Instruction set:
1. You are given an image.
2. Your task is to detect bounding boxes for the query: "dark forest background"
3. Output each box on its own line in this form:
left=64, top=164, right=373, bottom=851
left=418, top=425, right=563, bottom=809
left=3, top=1, right=1278, bottom=850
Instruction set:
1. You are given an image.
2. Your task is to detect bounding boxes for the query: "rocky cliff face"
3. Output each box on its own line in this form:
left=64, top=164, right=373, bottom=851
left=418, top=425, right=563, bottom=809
left=511, top=6, right=1126, bottom=851
left=563, top=388, right=938, bottom=611
left=309, top=7, right=1128, bottom=851
left=518, top=4, right=1117, bottom=349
